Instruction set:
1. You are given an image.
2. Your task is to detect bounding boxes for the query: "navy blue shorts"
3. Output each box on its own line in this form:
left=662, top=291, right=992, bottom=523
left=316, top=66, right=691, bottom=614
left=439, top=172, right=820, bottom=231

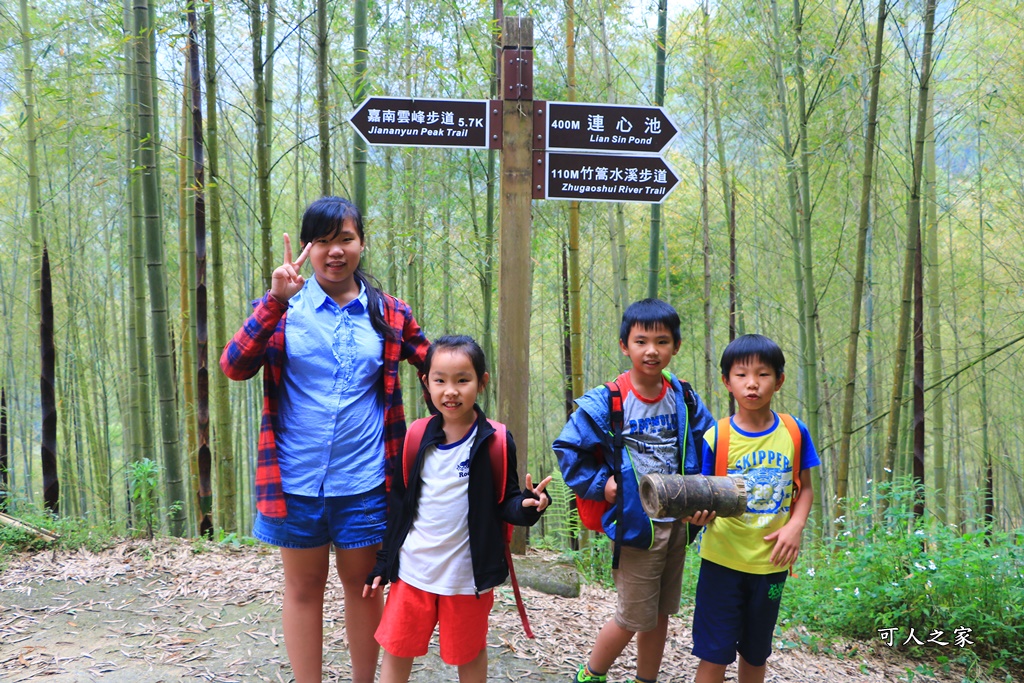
left=691, top=559, right=788, bottom=667
left=252, top=484, right=386, bottom=550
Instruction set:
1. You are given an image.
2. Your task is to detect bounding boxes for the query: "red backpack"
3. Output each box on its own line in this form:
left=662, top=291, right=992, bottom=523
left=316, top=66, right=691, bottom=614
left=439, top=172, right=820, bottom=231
left=573, top=380, right=623, bottom=534
left=403, top=417, right=534, bottom=638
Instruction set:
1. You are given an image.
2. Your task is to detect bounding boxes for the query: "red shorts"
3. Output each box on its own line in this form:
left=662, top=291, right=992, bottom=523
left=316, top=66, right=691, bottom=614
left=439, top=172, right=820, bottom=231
left=375, top=579, right=493, bottom=665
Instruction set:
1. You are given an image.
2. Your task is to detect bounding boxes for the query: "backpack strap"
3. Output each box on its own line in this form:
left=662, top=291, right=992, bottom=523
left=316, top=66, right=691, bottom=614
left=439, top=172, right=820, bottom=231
left=605, top=379, right=625, bottom=570
left=485, top=419, right=508, bottom=503
left=402, top=417, right=433, bottom=488
left=778, top=413, right=803, bottom=501
left=714, top=417, right=731, bottom=477
left=484, top=419, right=534, bottom=639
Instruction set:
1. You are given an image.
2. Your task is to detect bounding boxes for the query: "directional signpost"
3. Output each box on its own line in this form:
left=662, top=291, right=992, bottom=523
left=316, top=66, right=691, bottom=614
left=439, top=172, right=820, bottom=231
left=540, top=152, right=679, bottom=203
left=349, top=96, right=496, bottom=150
left=532, top=101, right=681, bottom=203
left=543, top=101, right=678, bottom=154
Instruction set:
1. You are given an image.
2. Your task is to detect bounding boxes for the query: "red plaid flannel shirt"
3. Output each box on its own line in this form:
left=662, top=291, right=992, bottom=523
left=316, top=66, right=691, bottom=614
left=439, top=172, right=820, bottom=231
left=220, top=291, right=430, bottom=518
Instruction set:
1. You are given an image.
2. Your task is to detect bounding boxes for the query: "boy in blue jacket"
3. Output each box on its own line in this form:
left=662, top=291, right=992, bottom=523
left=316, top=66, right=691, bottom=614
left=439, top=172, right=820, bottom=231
left=554, top=299, right=715, bottom=683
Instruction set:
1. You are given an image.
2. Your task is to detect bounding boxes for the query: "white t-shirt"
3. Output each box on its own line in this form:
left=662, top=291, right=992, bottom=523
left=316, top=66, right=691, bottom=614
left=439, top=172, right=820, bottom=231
left=398, top=426, right=477, bottom=595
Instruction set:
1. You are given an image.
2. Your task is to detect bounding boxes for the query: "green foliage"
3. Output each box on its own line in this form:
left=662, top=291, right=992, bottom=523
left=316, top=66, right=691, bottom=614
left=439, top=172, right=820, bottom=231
left=0, top=504, right=116, bottom=562
left=782, top=478, right=1024, bottom=675
left=129, top=458, right=160, bottom=540
left=566, top=533, right=616, bottom=589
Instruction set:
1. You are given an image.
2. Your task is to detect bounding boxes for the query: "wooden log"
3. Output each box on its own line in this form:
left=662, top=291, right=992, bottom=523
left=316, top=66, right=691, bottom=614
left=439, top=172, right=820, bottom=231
left=639, top=473, right=747, bottom=520
left=0, top=511, right=60, bottom=541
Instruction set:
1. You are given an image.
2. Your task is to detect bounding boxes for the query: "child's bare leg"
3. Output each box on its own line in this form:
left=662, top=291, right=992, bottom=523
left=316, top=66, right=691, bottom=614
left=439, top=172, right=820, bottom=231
left=280, top=545, right=331, bottom=683
left=737, top=654, right=766, bottom=683
left=335, top=545, right=384, bottom=683
left=457, top=647, right=488, bottom=683
left=634, top=613, right=669, bottom=680
left=694, top=659, right=727, bottom=683
left=379, top=651, right=414, bottom=683
left=587, top=618, right=636, bottom=674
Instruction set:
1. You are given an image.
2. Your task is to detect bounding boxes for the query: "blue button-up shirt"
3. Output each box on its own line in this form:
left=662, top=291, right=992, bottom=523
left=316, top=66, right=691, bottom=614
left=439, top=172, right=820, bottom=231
left=276, top=277, right=385, bottom=496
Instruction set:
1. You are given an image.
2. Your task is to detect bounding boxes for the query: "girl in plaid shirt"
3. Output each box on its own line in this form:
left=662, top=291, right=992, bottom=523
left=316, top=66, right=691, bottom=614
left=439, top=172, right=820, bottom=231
left=221, top=196, right=430, bottom=683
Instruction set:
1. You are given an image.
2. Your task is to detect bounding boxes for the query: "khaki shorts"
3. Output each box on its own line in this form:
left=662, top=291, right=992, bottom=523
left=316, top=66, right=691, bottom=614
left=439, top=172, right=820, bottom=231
left=613, top=519, right=689, bottom=632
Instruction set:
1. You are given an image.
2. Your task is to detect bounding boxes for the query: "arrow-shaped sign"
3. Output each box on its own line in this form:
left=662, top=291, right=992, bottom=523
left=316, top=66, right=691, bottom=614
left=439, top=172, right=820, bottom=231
left=349, top=97, right=493, bottom=149
left=541, top=101, right=679, bottom=155
left=538, top=152, right=680, bottom=203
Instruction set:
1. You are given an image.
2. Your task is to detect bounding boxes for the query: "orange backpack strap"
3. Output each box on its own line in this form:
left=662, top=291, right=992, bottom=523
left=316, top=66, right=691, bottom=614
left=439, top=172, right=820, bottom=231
left=714, top=417, right=731, bottom=477
left=402, top=417, right=433, bottom=488
left=778, top=413, right=802, bottom=500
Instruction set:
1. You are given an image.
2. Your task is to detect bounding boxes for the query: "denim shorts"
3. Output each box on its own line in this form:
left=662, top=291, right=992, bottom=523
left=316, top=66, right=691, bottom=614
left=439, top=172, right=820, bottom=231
left=252, top=484, right=386, bottom=550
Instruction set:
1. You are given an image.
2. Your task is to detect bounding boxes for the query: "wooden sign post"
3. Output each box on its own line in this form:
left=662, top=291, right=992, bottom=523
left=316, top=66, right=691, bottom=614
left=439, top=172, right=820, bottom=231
left=498, top=16, right=534, bottom=554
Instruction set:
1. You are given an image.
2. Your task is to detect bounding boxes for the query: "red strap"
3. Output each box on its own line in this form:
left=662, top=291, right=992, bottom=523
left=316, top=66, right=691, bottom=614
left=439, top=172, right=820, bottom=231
left=402, top=417, right=432, bottom=487
left=485, top=419, right=507, bottom=503
left=505, top=543, right=534, bottom=638
left=778, top=413, right=802, bottom=500
left=486, top=420, right=533, bottom=638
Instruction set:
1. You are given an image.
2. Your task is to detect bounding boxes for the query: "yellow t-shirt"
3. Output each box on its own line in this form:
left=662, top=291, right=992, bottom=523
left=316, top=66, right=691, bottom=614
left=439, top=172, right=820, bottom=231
left=697, top=414, right=801, bottom=575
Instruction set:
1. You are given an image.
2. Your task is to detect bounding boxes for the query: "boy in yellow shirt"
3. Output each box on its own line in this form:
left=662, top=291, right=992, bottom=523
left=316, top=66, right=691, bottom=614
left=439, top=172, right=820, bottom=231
left=690, top=334, right=819, bottom=683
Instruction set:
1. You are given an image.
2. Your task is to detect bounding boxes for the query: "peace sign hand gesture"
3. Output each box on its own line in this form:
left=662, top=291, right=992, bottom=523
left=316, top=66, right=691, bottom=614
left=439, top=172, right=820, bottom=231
left=270, top=233, right=312, bottom=304
left=522, top=473, right=553, bottom=513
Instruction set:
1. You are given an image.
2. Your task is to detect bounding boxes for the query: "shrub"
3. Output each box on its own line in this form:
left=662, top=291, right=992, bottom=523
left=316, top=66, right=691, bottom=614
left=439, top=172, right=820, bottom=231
left=782, top=478, right=1024, bottom=676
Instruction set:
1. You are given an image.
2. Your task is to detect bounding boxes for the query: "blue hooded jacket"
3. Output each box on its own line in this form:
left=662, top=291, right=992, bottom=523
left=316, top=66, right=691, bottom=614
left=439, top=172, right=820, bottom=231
left=553, top=373, right=715, bottom=549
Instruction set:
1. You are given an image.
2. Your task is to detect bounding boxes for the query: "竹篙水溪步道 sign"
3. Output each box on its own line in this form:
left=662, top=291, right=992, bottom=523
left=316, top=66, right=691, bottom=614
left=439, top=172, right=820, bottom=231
left=537, top=152, right=680, bottom=203
left=349, top=97, right=493, bottom=149
left=541, top=102, right=678, bottom=155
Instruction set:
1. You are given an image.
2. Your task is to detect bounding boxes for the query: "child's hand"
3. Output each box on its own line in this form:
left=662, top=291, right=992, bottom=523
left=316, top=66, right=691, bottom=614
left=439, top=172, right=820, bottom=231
left=604, top=475, right=617, bottom=504
left=522, top=473, right=552, bottom=513
left=764, top=520, right=804, bottom=567
left=683, top=509, right=716, bottom=526
left=270, top=233, right=311, bottom=304
left=363, top=575, right=383, bottom=599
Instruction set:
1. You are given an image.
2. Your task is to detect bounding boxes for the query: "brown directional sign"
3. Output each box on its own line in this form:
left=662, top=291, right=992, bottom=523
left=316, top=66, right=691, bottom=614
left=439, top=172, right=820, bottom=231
left=537, top=152, right=680, bottom=203
left=349, top=97, right=493, bottom=149
left=541, top=101, right=679, bottom=154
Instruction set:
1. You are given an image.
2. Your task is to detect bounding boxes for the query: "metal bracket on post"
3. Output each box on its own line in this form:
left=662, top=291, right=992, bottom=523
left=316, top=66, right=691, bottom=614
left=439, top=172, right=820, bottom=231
left=533, top=100, right=546, bottom=148
left=532, top=151, right=546, bottom=200
left=503, top=48, right=534, bottom=100
left=533, top=101, right=546, bottom=198
left=501, top=16, right=533, bottom=102
left=489, top=100, right=503, bottom=150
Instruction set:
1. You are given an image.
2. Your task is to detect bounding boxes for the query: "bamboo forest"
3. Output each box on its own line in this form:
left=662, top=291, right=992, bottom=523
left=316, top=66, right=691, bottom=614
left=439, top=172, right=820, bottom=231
left=1, top=0, right=1022, bottom=680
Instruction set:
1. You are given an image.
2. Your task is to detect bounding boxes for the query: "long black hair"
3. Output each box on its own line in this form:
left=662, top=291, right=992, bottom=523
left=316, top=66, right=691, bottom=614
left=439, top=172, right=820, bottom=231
left=299, top=196, right=397, bottom=340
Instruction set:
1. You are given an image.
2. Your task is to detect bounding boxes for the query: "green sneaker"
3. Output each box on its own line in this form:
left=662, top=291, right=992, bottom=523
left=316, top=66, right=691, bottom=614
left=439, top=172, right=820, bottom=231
left=573, top=664, right=607, bottom=683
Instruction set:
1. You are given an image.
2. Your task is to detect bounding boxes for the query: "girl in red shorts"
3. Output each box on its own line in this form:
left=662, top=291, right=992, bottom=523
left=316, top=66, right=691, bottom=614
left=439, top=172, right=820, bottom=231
left=364, top=335, right=551, bottom=683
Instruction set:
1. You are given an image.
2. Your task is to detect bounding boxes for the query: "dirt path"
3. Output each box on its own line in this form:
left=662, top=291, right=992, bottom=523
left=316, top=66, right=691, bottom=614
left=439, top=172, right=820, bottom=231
left=0, top=539, right=1003, bottom=682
